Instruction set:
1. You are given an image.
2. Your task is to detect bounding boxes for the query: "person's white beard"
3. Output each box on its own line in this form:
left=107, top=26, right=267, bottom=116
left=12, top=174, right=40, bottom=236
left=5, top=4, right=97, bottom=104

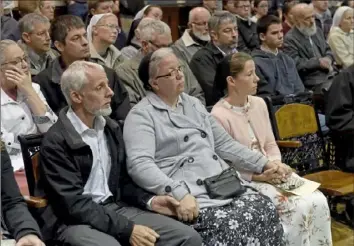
left=193, top=30, right=211, bottom=42
left=85, top=103, right=112, bottom=117
left=298, top=23, right=317, bottom=37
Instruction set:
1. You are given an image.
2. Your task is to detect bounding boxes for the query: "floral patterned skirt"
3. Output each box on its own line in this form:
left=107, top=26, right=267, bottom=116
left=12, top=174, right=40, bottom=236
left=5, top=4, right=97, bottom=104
left=250, top=181, right=332, bottom=246
left=191, top=193, right=284, bottom=246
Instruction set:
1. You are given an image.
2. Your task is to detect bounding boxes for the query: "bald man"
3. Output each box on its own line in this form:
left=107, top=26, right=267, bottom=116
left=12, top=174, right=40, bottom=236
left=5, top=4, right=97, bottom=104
left=174, top=7, right=211, bottom=63
left=283, top=3, right=334, bottom=94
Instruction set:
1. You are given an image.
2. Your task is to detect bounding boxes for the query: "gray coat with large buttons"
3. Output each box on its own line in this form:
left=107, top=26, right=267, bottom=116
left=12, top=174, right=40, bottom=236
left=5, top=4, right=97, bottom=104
left=123, top=92, right=269, bottom=208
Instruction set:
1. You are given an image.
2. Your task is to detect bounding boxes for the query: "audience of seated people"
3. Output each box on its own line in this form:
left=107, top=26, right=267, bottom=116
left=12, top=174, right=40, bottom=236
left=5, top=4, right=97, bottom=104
left=33, top=15, right=130, bottom=121
left=18, top=13, right=58, bottom=77
left=117, top=19, right=205, bottom=107
left=326, top=64, right=354, bottom=172
left=250, top=0, right=268, bottom=23
left=37, top=60, right=203, bottom=246
left=211, top=52, right=332, bottom=245
left=174, top=7, right=211, bottom=63
left=328, top=6, right=354, bottom=68
left=4, top=0, right=354, bottom=244
left=37, top=0, right=55, bottom=22
left=190, top=11, right=238, bottom=106
left=123, top=47, right=284, bottom=245
left=282, top=0, right=296, bottom=36
left=283, top=3, right=335, bottom=94
left=0, top=40, right=57, bottom=195
left=86, top=0, right=127, bottom=50
left=252, top=15, right=305, bottom=97
left=87, top=13, right=125, bottom=70
left=312, top=0, right=333, bottom=39
left=1, top=144, right=45, bottom=246
left=123, top=5, right=163, bottom=59
left=233, top=0, right=259, bottom=53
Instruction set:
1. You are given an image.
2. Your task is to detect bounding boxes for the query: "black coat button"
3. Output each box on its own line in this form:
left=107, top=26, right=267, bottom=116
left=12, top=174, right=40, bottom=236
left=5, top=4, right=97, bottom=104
left=188, top=157, right=194, bottom=163
left=184, top=136, right=189, bottom=142
left=21, top=116, right=25, bottom=120
left=201, top=131, right=207, bottom=138
left=165, top=186, right=172, bottom=193
left=213, top=155, right=218, bottom=160
left=196, top=179, right=203, bottom=186
left=7, top=142, right=11, bottom=146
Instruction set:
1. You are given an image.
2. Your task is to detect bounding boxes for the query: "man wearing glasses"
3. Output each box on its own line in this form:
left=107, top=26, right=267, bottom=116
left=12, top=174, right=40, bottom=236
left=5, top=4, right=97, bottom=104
left=117, top=19, right=205, bottom=106
left=190, top=11, right=238, bottom=106
left=233, top=0, right=259, bottom=53
left=18, top=13, right=58, bottom=77
left=174, top=7, right=211, bottom=63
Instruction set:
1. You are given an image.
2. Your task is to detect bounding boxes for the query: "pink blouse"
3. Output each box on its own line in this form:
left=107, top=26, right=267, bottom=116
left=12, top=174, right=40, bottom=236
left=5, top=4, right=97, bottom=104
left=211, top=96, right=281, bottom=180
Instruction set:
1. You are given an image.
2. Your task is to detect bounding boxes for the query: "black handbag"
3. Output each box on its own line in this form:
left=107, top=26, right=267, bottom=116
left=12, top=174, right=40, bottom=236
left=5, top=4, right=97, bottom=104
left=199, top=168, right=246, bottom=200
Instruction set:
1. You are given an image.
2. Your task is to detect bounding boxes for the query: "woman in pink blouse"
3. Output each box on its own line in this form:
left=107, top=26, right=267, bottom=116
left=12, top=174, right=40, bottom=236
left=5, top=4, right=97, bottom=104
left=211, top=52, right=332, bottom=246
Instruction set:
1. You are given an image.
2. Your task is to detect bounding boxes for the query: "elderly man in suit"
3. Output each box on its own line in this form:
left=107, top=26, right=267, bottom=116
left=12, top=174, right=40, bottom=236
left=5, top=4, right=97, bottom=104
left=1, top=144, right=45, bottom=246
left=283, top=3, right=334, bottom=94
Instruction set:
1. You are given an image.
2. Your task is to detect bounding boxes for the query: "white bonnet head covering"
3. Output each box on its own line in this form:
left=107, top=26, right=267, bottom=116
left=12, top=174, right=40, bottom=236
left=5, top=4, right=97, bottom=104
left=87, top=13, right=115, bottom=43
left=134, top=5, right=150, bottom=20
left=331, top=6, right=353, bottom=30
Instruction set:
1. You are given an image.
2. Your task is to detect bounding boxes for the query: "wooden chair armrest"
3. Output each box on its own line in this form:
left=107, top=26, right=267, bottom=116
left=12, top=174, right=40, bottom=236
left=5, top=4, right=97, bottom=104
left=276, top=140, right=302, bottom=148
left=24, top=196, right=47, bottom=208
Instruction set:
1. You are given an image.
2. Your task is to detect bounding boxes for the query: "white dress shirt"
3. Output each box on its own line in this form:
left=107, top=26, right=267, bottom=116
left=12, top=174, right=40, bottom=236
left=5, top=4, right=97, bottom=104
left=1, top=83, right=57, bottom=171
left=66, top=108, right=113, bottom=204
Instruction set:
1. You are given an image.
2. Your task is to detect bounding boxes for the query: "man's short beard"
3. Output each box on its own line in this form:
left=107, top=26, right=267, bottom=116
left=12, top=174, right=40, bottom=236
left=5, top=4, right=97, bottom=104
left=297, top=23, right=317, bottom=37
left=84, top=104, right=112, bottom=117
left=193, top=30, right=211, bottom=42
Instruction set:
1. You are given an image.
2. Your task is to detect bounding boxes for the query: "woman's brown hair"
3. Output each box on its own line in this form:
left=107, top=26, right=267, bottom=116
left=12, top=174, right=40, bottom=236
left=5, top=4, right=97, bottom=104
left=229, top=52, right=253, bottom=78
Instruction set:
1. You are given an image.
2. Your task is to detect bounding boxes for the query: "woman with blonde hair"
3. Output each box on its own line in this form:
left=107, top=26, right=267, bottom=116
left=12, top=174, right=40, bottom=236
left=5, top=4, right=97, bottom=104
left=328, top=6, right=354, bottom=68
left=211, top=52, right=332, bottom=245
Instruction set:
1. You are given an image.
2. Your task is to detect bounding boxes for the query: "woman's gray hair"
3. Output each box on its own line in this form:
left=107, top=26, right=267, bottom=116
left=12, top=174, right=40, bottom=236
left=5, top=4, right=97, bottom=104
left=18, top=12, right=50, bottom=34
left=148, top=47, right=175, bottom=86
left=208, top=10, right=237, bottom=33
left=60, top=61, right=104, bottom=105
left=138, top=19, right=171, bottom=42
left=0, top=40, right=18, bottom=65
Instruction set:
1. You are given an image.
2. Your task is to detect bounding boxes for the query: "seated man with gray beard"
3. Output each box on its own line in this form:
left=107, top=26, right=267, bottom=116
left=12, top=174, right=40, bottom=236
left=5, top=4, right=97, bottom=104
left=174, top=7, right=211, bottom=63
left=283, top=3, right=335, bottom=94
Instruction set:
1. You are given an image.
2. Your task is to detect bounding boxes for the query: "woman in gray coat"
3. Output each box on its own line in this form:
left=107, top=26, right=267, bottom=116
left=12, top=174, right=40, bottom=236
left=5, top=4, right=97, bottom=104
left=123, top=48, right=285, bottom=245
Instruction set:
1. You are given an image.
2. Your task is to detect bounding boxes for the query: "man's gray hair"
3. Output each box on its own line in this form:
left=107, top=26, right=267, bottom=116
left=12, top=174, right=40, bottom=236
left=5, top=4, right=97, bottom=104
left=60, top=61, right=104, bottom=105
left=0, top=40, right=19, bottom=65
left=18, top=12, right=50, bottom=34
left=208, top=10, right=237, bottom=32
left=149, top=47, right=175, bottom=83
left=139, top=19, right=171, bottom=42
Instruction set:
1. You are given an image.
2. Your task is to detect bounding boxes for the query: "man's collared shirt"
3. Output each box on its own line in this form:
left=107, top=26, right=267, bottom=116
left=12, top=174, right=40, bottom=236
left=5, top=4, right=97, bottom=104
left=66, top=108, right=113, bottom=204
left=174, top=29, right=204, bottom=63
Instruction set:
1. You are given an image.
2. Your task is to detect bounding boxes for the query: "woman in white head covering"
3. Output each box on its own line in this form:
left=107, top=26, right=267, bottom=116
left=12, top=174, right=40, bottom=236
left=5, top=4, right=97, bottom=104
left=87, top=13, right=126, bottom=71
left=328, top=6, right=354, bottom=68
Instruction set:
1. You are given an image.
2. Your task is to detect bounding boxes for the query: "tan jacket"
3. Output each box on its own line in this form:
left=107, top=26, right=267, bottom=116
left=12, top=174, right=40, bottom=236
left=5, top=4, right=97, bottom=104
left=328, top=27, right=354, bottom=68
left=89, top=43, right=125, bottom=71
left=116, top=51, right=205, bottom=107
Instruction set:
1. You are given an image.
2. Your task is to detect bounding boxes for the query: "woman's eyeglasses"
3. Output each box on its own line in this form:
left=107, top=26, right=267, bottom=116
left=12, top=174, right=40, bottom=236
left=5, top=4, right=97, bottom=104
left=155, top=65, right=184, bottom=79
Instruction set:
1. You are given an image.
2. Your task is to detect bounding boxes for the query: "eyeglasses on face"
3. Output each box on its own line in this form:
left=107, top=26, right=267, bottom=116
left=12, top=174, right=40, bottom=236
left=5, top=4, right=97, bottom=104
left=1, top=55, right=29, bottom=66
left=155, top=65, right=184, bottom=80
left=95, top=24, right=121, bottom=32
